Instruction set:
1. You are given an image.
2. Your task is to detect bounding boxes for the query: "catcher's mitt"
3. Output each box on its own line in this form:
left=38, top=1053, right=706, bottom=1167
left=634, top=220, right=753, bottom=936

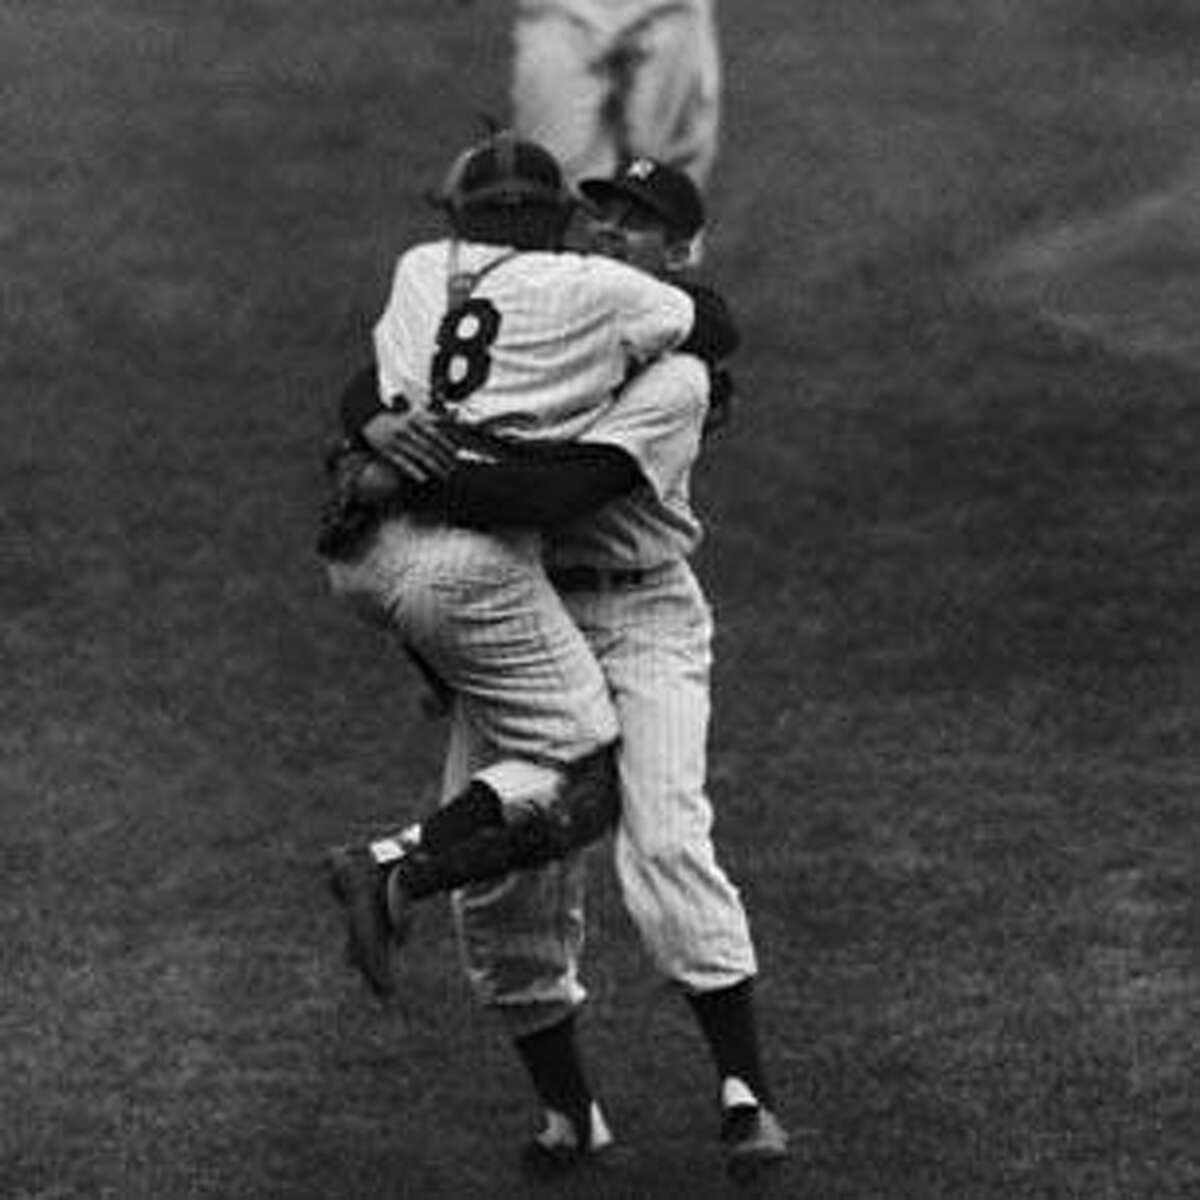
left=316, top=439, right=407, bottom=562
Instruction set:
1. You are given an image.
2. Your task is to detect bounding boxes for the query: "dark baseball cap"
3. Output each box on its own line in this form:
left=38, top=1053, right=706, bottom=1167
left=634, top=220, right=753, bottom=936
left=435, top=130, right=567, bottom=212
left=579, top=158, right=705, bottom=239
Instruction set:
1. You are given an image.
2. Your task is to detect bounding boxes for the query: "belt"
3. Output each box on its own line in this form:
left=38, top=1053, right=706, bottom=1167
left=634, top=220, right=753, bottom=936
left=549, top=564, right=653, bottom=592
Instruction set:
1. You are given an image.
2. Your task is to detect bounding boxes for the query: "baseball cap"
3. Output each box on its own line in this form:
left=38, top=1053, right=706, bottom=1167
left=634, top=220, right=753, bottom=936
left=436, top=130, right=568, bottom=212
left=579, top=158, right=705, bottom=239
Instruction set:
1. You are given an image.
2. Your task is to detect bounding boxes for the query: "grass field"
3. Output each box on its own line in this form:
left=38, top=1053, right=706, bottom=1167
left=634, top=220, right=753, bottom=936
left=4, top=1, right=1200, bottom=1196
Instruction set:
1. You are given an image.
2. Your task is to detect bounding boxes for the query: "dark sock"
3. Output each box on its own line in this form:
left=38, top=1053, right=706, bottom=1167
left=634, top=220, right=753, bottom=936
left=685, top=978, right=773, bottom=1108
left=417, top=780, right=503, bottom=853
left=514, top=1014, right=594, bottom=1142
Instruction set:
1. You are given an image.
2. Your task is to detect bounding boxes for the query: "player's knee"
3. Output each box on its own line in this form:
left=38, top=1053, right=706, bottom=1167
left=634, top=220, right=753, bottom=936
left=563, top=744, right=620, bottom=828
left=504, top=746, right=620, bottom=868
left=616, top=821, right=705, bottom=881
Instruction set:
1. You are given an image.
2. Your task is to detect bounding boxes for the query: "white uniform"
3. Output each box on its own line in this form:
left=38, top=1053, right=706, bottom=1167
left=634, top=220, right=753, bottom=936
left=451, top=352, right=757, bottom=1037
left=511, top=0, right=722, bottom=187
left=328, top=240, right=694, bottom=775
left=374, top=240, right=692, bottom=439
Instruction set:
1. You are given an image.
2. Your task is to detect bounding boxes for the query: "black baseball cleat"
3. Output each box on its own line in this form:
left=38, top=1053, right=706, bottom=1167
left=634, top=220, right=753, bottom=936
left=326, top=845, right=408, bottom=999
left=721, top=1104, right=790, bottom=1184
left=519, top=1104, right=621, bottom=1182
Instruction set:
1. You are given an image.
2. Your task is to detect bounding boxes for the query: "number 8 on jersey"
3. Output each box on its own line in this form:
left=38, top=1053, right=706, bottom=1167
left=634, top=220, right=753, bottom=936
left=431, top=298, right=502, bottom=407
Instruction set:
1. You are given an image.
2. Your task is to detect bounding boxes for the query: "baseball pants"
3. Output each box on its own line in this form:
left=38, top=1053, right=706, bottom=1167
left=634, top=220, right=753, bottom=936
left=452, top=558, right=757, bottom=1038
left=326, top=516, right=618, bottom=769
left=512, top=5, right=721, bottom=186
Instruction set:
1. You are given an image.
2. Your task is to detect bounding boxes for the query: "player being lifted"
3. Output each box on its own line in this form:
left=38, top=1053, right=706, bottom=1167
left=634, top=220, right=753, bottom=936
left=319, top=131, right=731, bottom=1000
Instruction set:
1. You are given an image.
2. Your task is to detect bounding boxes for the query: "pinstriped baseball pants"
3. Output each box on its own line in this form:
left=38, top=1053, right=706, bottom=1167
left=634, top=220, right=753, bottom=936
left=512, top=2, right=722, bottom=187
left=326, top=516, right=619, bottom=766
left=452, top=559, right=757, bottom=1038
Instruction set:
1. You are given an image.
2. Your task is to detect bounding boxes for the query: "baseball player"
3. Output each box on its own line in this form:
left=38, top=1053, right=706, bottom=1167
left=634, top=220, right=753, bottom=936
left=321, top=130, right=728, bottom=1000
left=510, top=0, right=722, bottom=187
left=369, top=161, right=787, bottom=1183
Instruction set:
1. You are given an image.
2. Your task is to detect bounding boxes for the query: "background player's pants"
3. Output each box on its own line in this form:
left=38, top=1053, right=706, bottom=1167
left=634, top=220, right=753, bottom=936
left=453, top=559, right=757, bottom=1038
left=512, top=2, right=721, bottom=186
left=326, top=517, right=618, bottom=767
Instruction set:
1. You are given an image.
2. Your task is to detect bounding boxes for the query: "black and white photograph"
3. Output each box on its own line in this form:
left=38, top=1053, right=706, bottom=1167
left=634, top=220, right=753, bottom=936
left=4, top=1, right=1197, bottom=1196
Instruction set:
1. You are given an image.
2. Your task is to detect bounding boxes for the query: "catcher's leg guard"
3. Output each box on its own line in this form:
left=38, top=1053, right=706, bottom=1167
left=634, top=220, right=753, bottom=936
left=393, top=747, right=619, bottom=899
left=418, top=780, right=505, bottom=852
left=506, top=745, right=619, bottom=867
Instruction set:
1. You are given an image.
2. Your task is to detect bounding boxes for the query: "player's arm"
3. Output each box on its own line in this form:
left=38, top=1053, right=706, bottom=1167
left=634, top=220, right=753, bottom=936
left=421, top=349, right=713, bottom=529
left=413, top=443, right=643, bottom=530
left=338, top=362, right=388, bottom=441
left=599, top=256, right=740, bottom=372
left=336, top=362, right=458, bottom=482
left=596, top=267, right=741, bottom=436
left=675, top=279, right=740, bottom=364
left=332, top=361, right=641, bottom=526
left=671, top=279, right=740, bottom=435
left=599, top=257, right=696, bottom=363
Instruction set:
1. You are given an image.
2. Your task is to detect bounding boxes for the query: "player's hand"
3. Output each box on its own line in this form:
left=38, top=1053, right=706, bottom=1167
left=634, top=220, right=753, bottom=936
left=362, top=410, right=458, bottom=483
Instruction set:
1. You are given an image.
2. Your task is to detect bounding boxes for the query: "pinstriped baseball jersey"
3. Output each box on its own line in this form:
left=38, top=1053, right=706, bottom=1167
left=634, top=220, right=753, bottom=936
left=546, top=353, right=707, bottom=569
left=330, top=240, right=697, bottom=778
left=373, top=240, right=694, bottom=443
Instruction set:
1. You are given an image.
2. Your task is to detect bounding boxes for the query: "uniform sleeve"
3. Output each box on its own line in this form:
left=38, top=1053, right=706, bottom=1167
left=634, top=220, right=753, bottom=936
left=593, top=258, right=695, bottom=364
left=339, top=363, right=385, bottom=439
left=421, top=445, right=642, bottom=530
left=372, top=250, right=424, bottom=403
left=337, top=361, right=417, bottom=445
left=578, top=354, right=709, bottom=499
left=676, top=280, right=740, bottom=363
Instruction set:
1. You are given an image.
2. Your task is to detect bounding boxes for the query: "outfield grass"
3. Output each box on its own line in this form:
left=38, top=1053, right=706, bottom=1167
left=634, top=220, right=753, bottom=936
left=4, top=1, right=1200, bottom=1197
